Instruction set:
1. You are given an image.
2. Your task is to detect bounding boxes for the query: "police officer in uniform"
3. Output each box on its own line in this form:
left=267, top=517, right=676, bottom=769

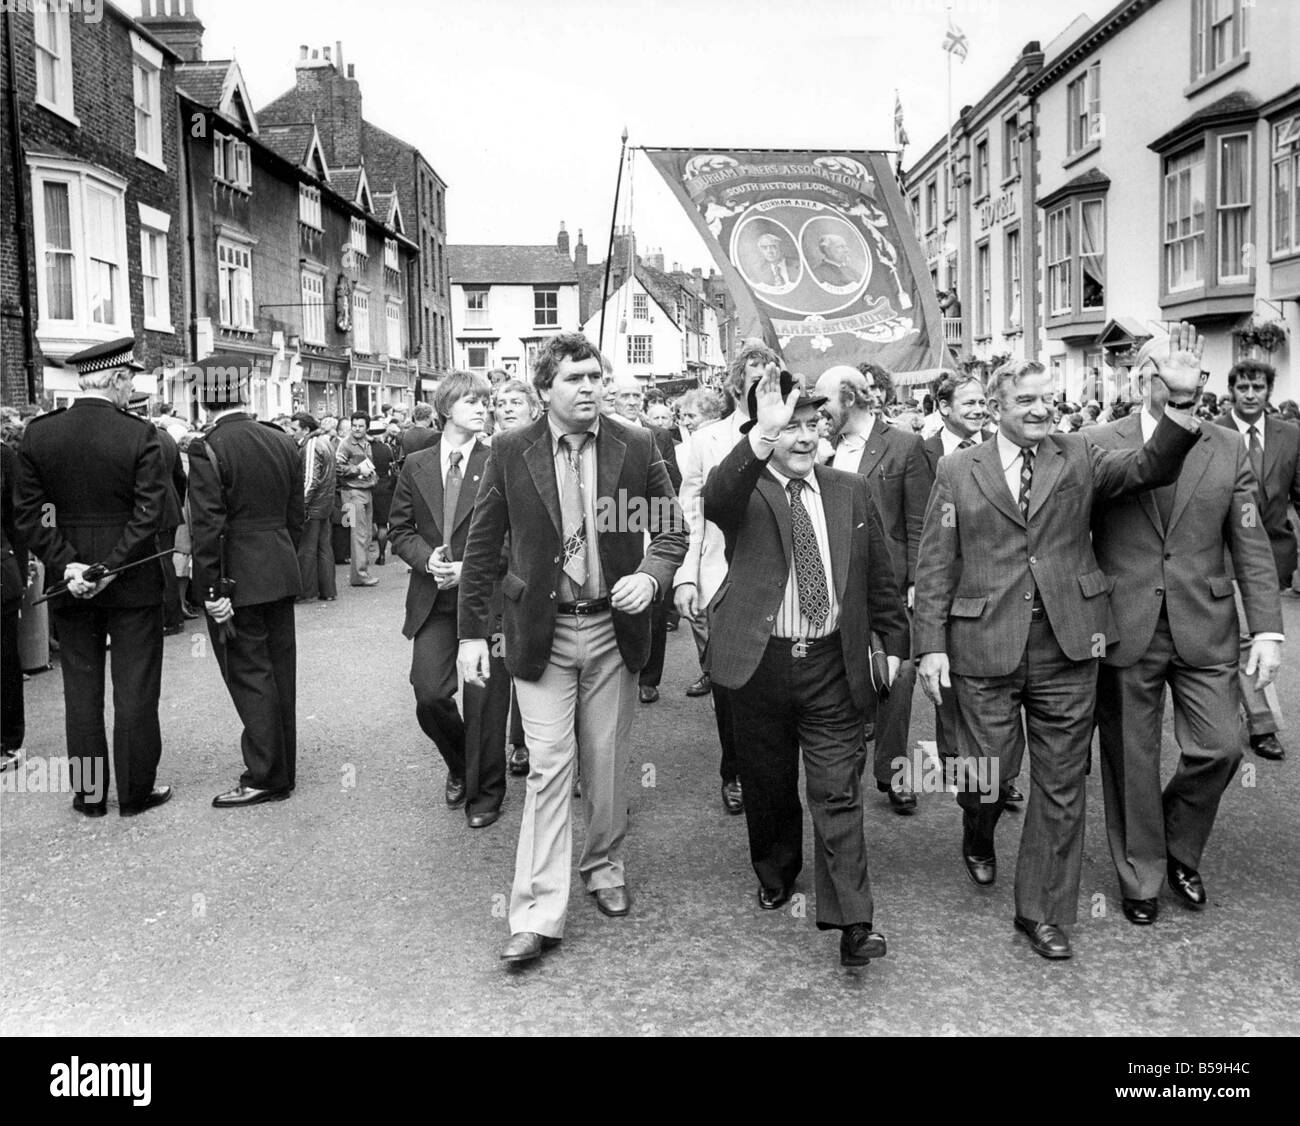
left=14, top=338, right=172, bottom=816
left=186, top=354, right=306, bottom=807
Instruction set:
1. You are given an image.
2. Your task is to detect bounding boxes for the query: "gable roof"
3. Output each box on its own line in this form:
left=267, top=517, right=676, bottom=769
left=449, top=246, right=578, bottom=285
left=259, top=122, right=331, bottom=181
left=374, top=189, right=403, bottom=233
left=176, top=59, right=259, bottom=133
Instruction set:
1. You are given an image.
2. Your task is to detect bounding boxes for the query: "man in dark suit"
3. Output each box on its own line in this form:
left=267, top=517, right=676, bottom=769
left=15, top=338, right=171, bottom=816
left=127, top=393, right=187, bottom=635
left=811, top=234, right=856, bottom=287
left=401, top=401, right=440, bottom=457
left=1215, top=359, right=1299, bottom=761
left=457, top=333, right=687, bottom=964
left=1089, top=345, right=1282, bottom=926
left=188, top=354, right=306, bottom=807
left=390, top=372, right=508, bottom=827
left=914, top=339, right=1204, bottom=960
left=704, top=367, right=909, bottom=967
left=814, top=362, right=931, bottom=813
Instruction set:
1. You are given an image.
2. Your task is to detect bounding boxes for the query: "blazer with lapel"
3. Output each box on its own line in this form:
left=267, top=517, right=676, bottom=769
left=457, top=414, right=688, bottom=681
left=389, top=434, right=491, bottom=639
left=921, top=429, right=989, bottom=477
left=837, top=418, right=931, bottom=591
left=1214, top=411, right=1300, bottom=586
left=1088, top=413, right=1281, bottom=668
left=701, top=434, right=909, bottom=709
left=673, top=413, right=748, bottom=605
left=912, top=414, right=1200, bottom=677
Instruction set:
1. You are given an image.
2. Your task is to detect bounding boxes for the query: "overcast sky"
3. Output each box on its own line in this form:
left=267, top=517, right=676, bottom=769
left=196, top=0, right=1102, bottom=271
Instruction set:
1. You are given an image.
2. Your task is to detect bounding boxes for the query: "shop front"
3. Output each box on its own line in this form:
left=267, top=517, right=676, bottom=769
left=304, top=358, right=346, bottom=420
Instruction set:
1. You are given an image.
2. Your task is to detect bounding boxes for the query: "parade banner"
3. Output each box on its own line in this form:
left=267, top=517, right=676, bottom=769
left=646, top=148, right=951, bottom=381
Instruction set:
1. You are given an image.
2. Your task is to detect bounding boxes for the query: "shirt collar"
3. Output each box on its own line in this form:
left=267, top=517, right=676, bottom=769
left=995, top=428, right=1036, bottom=469
left=768, top=464, right=821, bottom=493
left=442, top=434, right=477, bottom=461
left=548, top=414, right=600, bottom=449
left=1232, top=410, right=1263, bottom=436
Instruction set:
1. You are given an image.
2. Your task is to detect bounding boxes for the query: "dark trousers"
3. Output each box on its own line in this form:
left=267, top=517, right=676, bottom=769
left=690, top=615, right=738, bottom=783
left=1, top=602, right=25, bottom=751
left=411, top=611, right=506, bottom=814
left=297, top=516, right=337, bottom=600
left=730, top=633, right=873, bottom=930
left=638, top=595, right=669, bottom=688
left=51, top=602, right=163, bottom=806
left=509, top=690, right=525, bottom=748
left=209, top=597, right=297, bottom=791
left=952, top=616, right=1095, bottom=925
left=1096, top=612, right=1241, bottom=900
left=869, top=656, right=917, bottom=786
left=159, top=528, right=181, bottom=629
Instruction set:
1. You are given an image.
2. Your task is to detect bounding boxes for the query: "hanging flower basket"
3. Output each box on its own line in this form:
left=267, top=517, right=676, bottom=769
left=1234, top=319, right=1288, bottom=353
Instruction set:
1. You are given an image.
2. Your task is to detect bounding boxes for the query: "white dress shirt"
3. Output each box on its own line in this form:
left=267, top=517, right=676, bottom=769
left=548, top=416, right=606, bottom=600
left=440, top=434, right=477, bottom=487
left=1229, top=409, right=1266, bottom=451
left=940, top=426, right=981, bottom=457
left=830, top=414, right=877, bottom=472
left=766, top=465, right=840, bottom=639
left=996, top=429, right=1038, bottom=504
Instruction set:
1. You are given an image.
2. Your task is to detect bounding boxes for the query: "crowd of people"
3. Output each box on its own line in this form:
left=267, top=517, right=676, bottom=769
left=0, top=326, right=1293, bottom=970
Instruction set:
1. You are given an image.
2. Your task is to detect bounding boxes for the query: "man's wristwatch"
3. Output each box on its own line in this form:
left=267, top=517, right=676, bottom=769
left=1166, top=397, right=1198, bottom=410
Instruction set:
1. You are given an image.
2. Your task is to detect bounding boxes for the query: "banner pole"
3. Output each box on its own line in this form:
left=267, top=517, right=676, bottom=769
left=599, top=127, right=629, bottom=354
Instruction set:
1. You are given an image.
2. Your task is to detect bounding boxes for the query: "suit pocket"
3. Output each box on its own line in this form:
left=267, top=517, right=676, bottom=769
left=1207, top=575, right=1235, bottom=599
left=1078, top=569, right=1114, bottom=599
left=949, top=595, right=987, bottom=618
left=501, top=572, right=527, bottom=602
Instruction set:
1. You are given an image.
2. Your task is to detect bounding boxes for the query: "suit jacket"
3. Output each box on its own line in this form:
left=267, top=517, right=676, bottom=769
left=1214, top=411, right=1300, bottom=586
left=649, top=424, right=682, bottom=492
left=401, top=426, right=439, bottom=458
left=155, top=424, right=187, bottom=532
left=834, top=418, right=931, bottom=591
left=921, top=429, right=989, bottom=477
left=15, top=397, right=166, bottom=608
left=1089, top=414, right=1281, bottom=667
left=389, top=435, right=492, bottom=638
left=813, top=260, right=854, bottom=286
left=674, top=413, right=747, bottom=605
left=912, top=415, right=1200, bottom=676
left=458, top=414, right=687, bottom=681
left=701, top=435, right=909, bottom=709
left=188, top=413, right=305, bottom=607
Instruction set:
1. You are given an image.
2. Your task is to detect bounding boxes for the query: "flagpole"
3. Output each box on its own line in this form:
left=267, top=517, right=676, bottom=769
left=599, top=127, right=629, bottom=354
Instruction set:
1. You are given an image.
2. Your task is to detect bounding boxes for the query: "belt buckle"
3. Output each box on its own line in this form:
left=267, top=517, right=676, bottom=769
left=790, top=638, right=810, bottom=659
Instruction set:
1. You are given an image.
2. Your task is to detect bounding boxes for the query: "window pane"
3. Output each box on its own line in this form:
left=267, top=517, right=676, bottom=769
left=42, top=182, right=74, bottom=320
left=1220, top=136, right=1248, bottom=204
left=1080, top=200, right=1105, bottom=308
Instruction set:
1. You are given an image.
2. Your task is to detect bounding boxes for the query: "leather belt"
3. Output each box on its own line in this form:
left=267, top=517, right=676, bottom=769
left=556, top=596, right=610, bottom=615
left=770, top=631, right=840, bottom=658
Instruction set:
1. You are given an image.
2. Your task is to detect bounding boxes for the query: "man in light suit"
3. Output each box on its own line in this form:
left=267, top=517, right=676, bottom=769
left=457, top=333, right=687, bottom=965
left=703, top=366, right=909, bottom=967
left=914, top=340, right=1203, bottom=960
left=673, top=338, right=780, bottom=814
left=1215, top=359, right=1300, bottom=761
left=1089, top=344, right=1282, bottom=927
left=814, top=362, right=931, bottom=814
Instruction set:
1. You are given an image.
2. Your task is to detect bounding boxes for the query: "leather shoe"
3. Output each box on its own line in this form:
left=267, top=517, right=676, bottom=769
left=877, top=781, right=917, bottom=814
left=593, top=886, right=630, bottom=917
left=1004, top=783, right=1025, bottom=805
left=1250, top=732, right=1285, bottom=760
left=840, top=923, right=887, bottom=966
left=686, top=674, right=712, bottom=697
left=507, top=745, right=530, bottom=776
left=72, top=794, right=108, bottom=818
left=162, top=622, right=184, bottom=636
left=467, top=809, right=500, bottom=829
left=963, top=852, right=996, bottom=886
left=757, top=884, right=792, bottom=910
left=1014, top=914, right=1072, bottom=959
left=500, top=932, right=561, bottom=963
left=351, top=575, right=379, bottom=587
left=445, top=774, right=466, bottom=808
left=1122, top=897, right=1159, bottom=925
left=639, top=685, right=659, bottom=704
left=721, top=778, right=744, bottom=815
left=212, top=784, right=290, bottom=808
left=1167, top=858, right=1206, bottom=908
left=120, top=785, right=173, bottom=817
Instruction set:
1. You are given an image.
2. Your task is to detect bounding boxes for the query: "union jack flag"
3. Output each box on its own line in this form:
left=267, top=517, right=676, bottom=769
left=942, top=20, right=969, bottom=61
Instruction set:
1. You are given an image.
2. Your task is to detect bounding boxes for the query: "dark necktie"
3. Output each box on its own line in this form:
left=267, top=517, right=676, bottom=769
left=560, top=433, right=590, bottom=588
left=787, top=479, right=830, bottom=630
left=1247, top=424, right=1264, bottom=490
left=957, top=438, right=974, bottom=450
left=1018, top=446, right=1034, bottom=520
left=442, top=449, right=463, bottom=547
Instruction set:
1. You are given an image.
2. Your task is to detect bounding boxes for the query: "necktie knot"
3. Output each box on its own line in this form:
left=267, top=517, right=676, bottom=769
left=1248, top=425, right=1259, bottom=439
left=1021, top=446, right=1035, bottom=467
left=786, top=478, right=804, bottom=501
left=957, top=438, right=974, bottom=450
left=448, top=450, right=463, bottom=469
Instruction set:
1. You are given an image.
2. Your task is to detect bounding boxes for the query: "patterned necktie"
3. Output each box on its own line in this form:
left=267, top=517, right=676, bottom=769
left=442, top=450, right=463, bottom=548
left=1247, top=425, right=1264, bottom=490
left=786, top=479, right=830, bottom=630
left=1018, top=446, right=1034, bottom=519
left=560, top=433, right=590, bottom=587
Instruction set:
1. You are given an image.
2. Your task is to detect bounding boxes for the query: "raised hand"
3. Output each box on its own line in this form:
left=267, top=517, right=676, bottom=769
left=1153, top=320, right=1206, bottom=400
left=753, top=363, right=801, bottom=440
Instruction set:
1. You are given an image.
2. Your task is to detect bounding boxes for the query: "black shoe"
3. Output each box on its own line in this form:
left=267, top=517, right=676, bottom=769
left=467, top=809, right=500, bottom=829
left=212, top=784, right=290, bottom=808
left=507, top=745, right=530, bottom=776
left=593, top=886, right=631, bottom=916
left=877, top=781, right=917, bottom=814
left=1250, top=732, right=1285, bottom=760
left=1004, top=783, right=1025, bottom=805
left=639, top=685, right=659, bottom=704
left=721, top=778, right=744, bottom=815
left=1014, top=915, right=1072, bottom=959
left=1122, top=897, right=1159, bottom=925
left=1167, top=858, right=1206, bottom=908
left=120, top=785, right=173, bottom=817
left=686, top=674, right=712, bottom=697
left=445, top=774, right=467, bottom=809
left=840, top=924, right=887, bottom=966
left=961, top=810, right=995, bottom=885
left=72, top=794, right=108, bottom=818
left=757, top=885, right=792, bottom=911
left=963, top=852, right=996, bottom=886
left=162, top=623, right=184, bottom=636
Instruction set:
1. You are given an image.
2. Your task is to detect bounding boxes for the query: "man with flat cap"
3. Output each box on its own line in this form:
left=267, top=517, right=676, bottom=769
left=15, top=337, right=172, bottom=816
left=187, top=353, right=306, bottom=807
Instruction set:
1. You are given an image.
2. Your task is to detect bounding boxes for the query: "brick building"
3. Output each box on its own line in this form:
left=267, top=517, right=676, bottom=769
left=1, top=0, right=186, bottom=407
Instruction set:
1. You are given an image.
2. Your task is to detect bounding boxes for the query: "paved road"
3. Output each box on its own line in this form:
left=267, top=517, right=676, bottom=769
left=3, top=565, right=1298, bottom=1036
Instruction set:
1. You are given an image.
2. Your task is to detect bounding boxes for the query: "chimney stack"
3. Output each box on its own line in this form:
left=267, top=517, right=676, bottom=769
left=138, top=0, right=205, bottom=63
left=557, top=221, right=570, bottom=257
left=574, top=229, right=588, bottom=269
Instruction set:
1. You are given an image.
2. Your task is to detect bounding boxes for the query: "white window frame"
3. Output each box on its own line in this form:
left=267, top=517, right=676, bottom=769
left=218, top=236, right=254, bottom=331
left=131, top=33, right=165, bottom=170
left=466, top=345, right=490, bottom=371
left=1163, top=146, right=1206, bottom=293
left=1216, top=131, right=1252, bottom=283
left=1002, top=114, right=1020, bottom=181
left=300, top=269, right=325, bottom=345
left=1067, top=63, right=1101, bottom=156
left=349, top=216, right=368, bottom=257
left=974, top=135, right=989, bottom=200
left=974, top=239, right=991, bottom=338
left=632, top=292, right=649, bottom=320
left=628, top=335, right=653, bottom=366
left=1005, top=226, right=1022, bottom=330
left=352, top=288, right=371, bottom=354
left=1271, top=115, right=1300, bottom=259
left=298, top=184, right=322, bottom=230
left=924, top=176, right=938, bottom=232
left=464, top=287, right=489, bottom=327
left=385, top=300, right=402, bottom=358
left=33, top=5, right=77, bottom=124
left=29, top=159, right=129, bottom=342
left=384, top=237, right=398, bottom=270
left=533, top=286, right=559, bottom=328
left=138, top=203, right=173, bottom=333
left=213, top=131, right=251, bottom=192
left=1047, top=206, right=1072, bottom=316
left=1192, top=0, right=1247, bottom=83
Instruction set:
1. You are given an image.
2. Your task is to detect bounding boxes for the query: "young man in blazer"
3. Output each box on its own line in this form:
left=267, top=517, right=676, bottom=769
left=389, top=372, right=507, bottom=827
left=703, top=366, right=909, bottom=967
left=914, top=334, right=1204, bottom=961
left=457, top=333, right=687, bottom=964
